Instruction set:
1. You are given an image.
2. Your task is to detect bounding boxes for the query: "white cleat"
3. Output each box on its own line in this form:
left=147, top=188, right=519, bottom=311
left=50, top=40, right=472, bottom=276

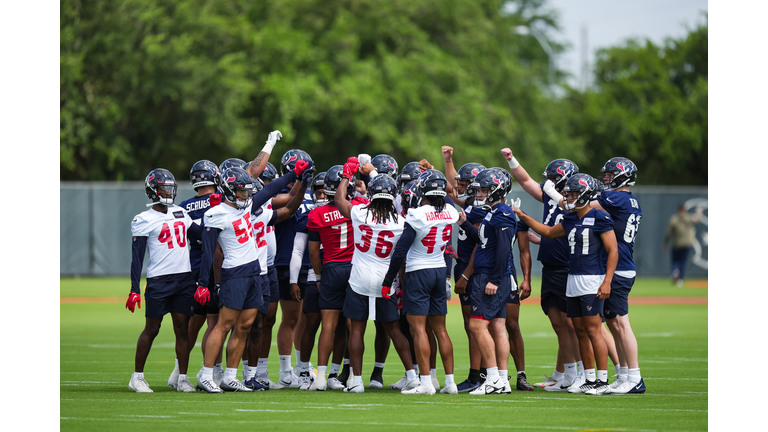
left=401, top=383, right=436, bottom=395
left=368, top=379, right=383, bottom=389
left=278, top=369, right=300, bottom=388
left=584, top=380, right=609, bottom=395
left=534, top=375, right=559, bottom=388
left=196, top=377, right=223, bottom=393
left=544, top=375, right=574, bottom=392
left=168, top=364, right=179, bottom=389
left=431, top=376, right=441, bottom=391
left=389, top=376, right=407, bottom=390
left=402, top=377, right=420, bottom=391
left=259, top=377, right=285, bottom=390
left=327, top=376, right=346, bottom=390
left=212, top=366, right=224, bottom=387
left=344, top=383, right=365, bottom=393
left=346, top=373, right=354, bottom=389
left=298, top=371, right=313, bottom=391
left=440, top=383, right=458, bottom=394
left=220, top=378, right=254, bottom=392
left=309, top=374, right=327, bottom=391
left=469, top=377, right=505, bottom=395
left=129, top=376, right=153, bottom=393
left=500, top=379, right=512, bottom=394
left=567, top=374, right=587, bottom=393
left=176, top=376, right=196, bottom=393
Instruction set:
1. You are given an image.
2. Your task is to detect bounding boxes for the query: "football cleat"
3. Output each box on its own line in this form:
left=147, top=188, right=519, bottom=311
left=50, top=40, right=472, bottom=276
left=244, top=376, right=270, bottom=391
left=516, top=372, right=534, bottom=391
left=220, top=378, right=254, bottom=392
left=389, top=376, right=408, bottom=390
left=212, top=366, right=224, bottom=387
left=259, top=377, right=285, bottom=390
left=604, top=376, right=625, bottom=394
left=176, top=376, right=196, bottom=393
left=196, top=378, right=224, bottom=393
left=368, top=379, right=383, bottom=389
left=584, top=380, right=610, bottom=395
left=278, top=369, right=300, bottom=388
left=440, top=383, right=458, bottom=394
left=402, top=378, right=420, bottom=391
left=431, top=376, right=440, bottom=392
left=611, top=378, right=646, bottom=395
left=344, top=383, right=365, bottom=393
left=534, top=375, right=559, bottom=388
left=500, top=379, right=512, bottom=395
left=309, top=373, right=327, bottom=391
left=571, top=380, right=597, bottom=394
left=401, top=383, right=436, bottom=395
left=298, top=371, right=313, bottom=391
left=327, top=375, right=346, bottom=390
left=566, top=374, right=587, bottom=393
left=544, top=375, right=573, bottom=392
left=168, top=364, right=179, bottom=389
left=346, top=373, right=354, bottom=389
left=456, top=378, right=481, bottom=393
left=469, top=377, right=506, bottom=395
left=128, top=376, right=153, bottom=393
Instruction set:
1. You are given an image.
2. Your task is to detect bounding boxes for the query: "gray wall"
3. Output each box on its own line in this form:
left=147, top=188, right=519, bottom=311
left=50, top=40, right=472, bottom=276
left=60, top=182, right=707, bottom=278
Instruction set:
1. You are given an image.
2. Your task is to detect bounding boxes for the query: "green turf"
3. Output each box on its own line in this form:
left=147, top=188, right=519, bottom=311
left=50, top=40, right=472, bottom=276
left=61, top=278, right=707, bottom=432
left=60, top=277, right=708, bottom=298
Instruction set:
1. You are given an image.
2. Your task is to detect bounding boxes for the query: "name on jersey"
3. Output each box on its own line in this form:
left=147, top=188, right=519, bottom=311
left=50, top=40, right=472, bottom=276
left=583, top=217, right=595, bottom=226
left=323, top=209, right=344, bottom=223
left=484, top=213, right=493, bottom=221
left=173, top=211, right=184, bottom=218
left=425, top=210, right=453, bottom=221
left=185, top=200, right=210, bottom=213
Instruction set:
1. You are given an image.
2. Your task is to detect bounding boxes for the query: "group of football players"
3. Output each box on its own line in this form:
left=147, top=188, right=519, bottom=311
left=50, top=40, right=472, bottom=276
left=126, top=130, right=646, bottom=396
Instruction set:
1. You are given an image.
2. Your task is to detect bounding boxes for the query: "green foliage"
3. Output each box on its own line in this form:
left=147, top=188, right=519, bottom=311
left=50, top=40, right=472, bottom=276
left=60, top=1, right=707, bottom=185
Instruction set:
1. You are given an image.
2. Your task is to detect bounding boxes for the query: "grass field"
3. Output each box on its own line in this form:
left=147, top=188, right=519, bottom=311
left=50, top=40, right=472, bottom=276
left=61, top=277, right=707, bottom=432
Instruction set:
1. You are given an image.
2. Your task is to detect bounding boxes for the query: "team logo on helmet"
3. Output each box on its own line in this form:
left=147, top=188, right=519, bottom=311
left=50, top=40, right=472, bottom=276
left=471, top=168, right=479, bottom=176
left=388, top=161, right=396, bottom=169
left=492, top=177, right=501, bottom=185
left=226, top=175, right=235, bottom=183
left=147, top=174, right=155, bottom=182
left=579, top=178, right=592, bottom=190
left=557, top=167, right=567, bottom=177
left=287, top=155, right=298, bottom=163
left=616, top=162, right=629, bottom=174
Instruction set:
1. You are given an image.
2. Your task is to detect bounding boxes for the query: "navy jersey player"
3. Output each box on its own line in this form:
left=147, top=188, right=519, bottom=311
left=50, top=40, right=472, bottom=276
left=501, top=147, right=585, bottom=391
left=127, top=169, right=203, bottom=393
left=515, top=174, right=619, bottom=395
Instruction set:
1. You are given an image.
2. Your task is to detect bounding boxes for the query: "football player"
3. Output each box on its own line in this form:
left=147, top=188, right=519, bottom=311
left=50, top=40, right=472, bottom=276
left=195, top=160, right=314, bottom=393
left=127, top=169, right=204, bottom=393
left=500, top=148, right=585, bottom=391
left=381, top=170, right=459, bottom=395
left=333, top=159, right=419, bottom=393
left=515, top=174, right=618, bottom=395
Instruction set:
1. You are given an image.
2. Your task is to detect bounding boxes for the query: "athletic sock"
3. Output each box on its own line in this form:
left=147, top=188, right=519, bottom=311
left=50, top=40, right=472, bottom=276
left=178, top=373, right=186, bottom=382
left=279, top=355, right=292, bottom=372
left=317, top=366, right=327, bottom=381
left=173, top=358, right=179, bottom=371
left=499, top=370, right=508, bottom=382
left=420, top=375, right=432, bottom=387
left=294, top=349, right=301, bottom=367
left=243, top=365, right=256, bottom=381
left=486, top=367, right=499, bottom=381
left=371, top=364, right=384, bottom=381
left=445, top=374, right=455, bottom=386
left=223, top=368, right=237, bottom=382
left=296, top=360, right=308, bottom=372
left=615, top=364, right=621, bottom=376
left=330, top=363, right=341, bottom=376
left=517, top=370, right=525, bottom=376
left=256, top=358, right=268, bottom=378
left=479, top=367, right=487, bottom=377
left=620, top=366, right=629, bottom=382
left=242, top=360, right=248, bottom=369
left=469, top=368, right=481, bottom=384
left=353, top=375, right=364, bottom=386
left=585, top=369, right=596, bottom=382
left=628, top=368, right=641, bottom=383
left=565, top=363, right=578, bottom=378
left=552, top=369, right=565, bottom=381
left=414, top=365, right=419, bottom=375
left=406, top=369, right=417, bottom=381
left=202, top=367, right=213, bottom=381
left=577, top=361, right=584, bottom=374
left=430, top=368, right=437, bottom=379
left=132, top=372, right=144, bottom=380
left=597, top=370, right=608, bottom=383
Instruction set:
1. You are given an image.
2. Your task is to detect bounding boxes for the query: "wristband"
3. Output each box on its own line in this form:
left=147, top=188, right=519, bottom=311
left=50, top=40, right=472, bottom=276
left=261, top=141, right=276, bottom=155
left=461, top=274, right=469, bottom=281
left=315, top=274, right=321, bottom=281
left=507, top=157, right=520, bottom=170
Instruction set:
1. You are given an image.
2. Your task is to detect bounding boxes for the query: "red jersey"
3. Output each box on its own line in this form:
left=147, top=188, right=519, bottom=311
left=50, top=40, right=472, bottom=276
left=307, top=204, right=355, bottom=264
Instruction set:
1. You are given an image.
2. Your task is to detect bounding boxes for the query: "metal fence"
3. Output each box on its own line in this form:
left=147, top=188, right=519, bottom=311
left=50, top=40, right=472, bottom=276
left=60, top=182, right=707, bottom=279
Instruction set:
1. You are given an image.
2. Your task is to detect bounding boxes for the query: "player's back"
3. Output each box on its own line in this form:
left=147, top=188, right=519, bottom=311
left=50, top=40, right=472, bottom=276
left=597, top=190, right=642, bottom=272
left=131, top=206, right=193, bottom=278
left=349, top=204, right=405, bottom=295
left=179, top=193, right=214, bottom=269
left=538, top=181, right=570, bottom=266
left=472, top=203, right=517, bottom=276
left=405, top=204, right=459, bottom=272
left=307, top=203, right=354, bottom=264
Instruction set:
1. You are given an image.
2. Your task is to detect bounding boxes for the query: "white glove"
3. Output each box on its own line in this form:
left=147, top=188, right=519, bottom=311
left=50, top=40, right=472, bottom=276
left=507, top=197, right=522, bottom=210
left=445, top=277, right=452, bottom=301
left=542, top=180, right=565, bottom=205
left=357, top=153, right=372, bottom=166
left=262, top=130, right=283, bottom=154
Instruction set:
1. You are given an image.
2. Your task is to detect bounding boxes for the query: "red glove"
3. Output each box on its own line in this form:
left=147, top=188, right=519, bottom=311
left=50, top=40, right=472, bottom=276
left=126, top=292, right=141, bottom=313
left=396, top=289, right=403, bottom=309
left=444, top=244, right=459, bottom=260
left=209, top=193, right=222, bottom=208
left=293, top=160, right=313, bottom=175
left=194, top=285, right=211, bottom=305
left=382, top=285, right=393, bottom=299
left=342, top=157, right=359, bottom=180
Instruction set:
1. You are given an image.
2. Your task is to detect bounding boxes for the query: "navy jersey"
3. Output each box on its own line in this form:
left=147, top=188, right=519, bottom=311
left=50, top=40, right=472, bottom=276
left=274, top=189, right=314, bottom=266
left=472, top=203, right=517, bottom=280
left=560, top=209, right=614, bottom=276
left=538, top=182, right=570, bottom=266
left=179, top=193, right=214, bottom=270
left=456, top=201, right=488, bottom=262
left=597, top=191, right=642, bottom=273
left=294, top=204, right=314, bottom=267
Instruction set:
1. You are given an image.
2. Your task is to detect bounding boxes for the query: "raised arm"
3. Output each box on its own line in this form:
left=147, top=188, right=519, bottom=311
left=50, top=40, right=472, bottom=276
left=246, top=130, right=282, bottom=180
left=335, top=157, right=360, bottom=219
left=500, top=148, right=544, bottom=202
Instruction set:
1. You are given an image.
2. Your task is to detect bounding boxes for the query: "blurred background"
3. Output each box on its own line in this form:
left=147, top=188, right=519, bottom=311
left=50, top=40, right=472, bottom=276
left=60, top=0, right=708, bottom=279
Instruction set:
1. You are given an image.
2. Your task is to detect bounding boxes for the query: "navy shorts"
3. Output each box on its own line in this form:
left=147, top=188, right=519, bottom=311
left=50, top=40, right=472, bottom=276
left=604, top=275, right=634, bottom=319
left=454, top=261, right=473, bottom=307
left=566, top=295, right=604, bottom=318
left=257, top=274, right=272, bottom=314
left=303, top=274, right=321, bottom=315
left=219, top=275, right=263, bottom=311
left=541, top=264, right=568, bottom=315
left=506, top=273, right=520, bottom=304
left=192, top=267, right=219, bottom=315
left=319, top=262, right=352, bottom=310
left=403, top=267, right=448, bottom=316
left=277, top=265, right=293, bottom=301
left=343, top=285, right=400, bottom=323
left=267, top=266, right=280, bottom=303
left=144, top=274, right=196, bottom=319
left=469, top=273, right=512, bottom=321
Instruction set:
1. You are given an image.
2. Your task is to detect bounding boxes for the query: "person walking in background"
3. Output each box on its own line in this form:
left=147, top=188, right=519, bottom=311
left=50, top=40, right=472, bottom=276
left=663, top=204, right=704, bottom=287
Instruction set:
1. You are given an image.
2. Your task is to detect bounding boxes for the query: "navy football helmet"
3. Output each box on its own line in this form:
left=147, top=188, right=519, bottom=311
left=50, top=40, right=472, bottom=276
left=401, top=180, right=420, bottom=211
left=280, top=150, right=313, bottom=176
left=542, top=159, right=579, bottom=193
left=324, top=165, right=355, bottom=199
left=415, top=169, right=448, bottom=200
left=563, top=174, right=598, bottom=209
left=220, top=158, right=247, bottom=174
left=190, top=160, right=220, bottom=190
left=397, top=162, right=425, bottom=188
left=311, top=172, right=328, bottom=205
left=220, top=167, right=255, bottom=209
left=455, top=162, right=486, bottom=200
left=367, top=174, right=398, bottom=202
left=471, top=168, right=510, bottom=206
left=145, top=168, right=178, bottom=206
left=600, top=157, right=637, bottom=190
left=260, top=162, right=279, bottom=183
left=371, top=154, right=399, bottom=179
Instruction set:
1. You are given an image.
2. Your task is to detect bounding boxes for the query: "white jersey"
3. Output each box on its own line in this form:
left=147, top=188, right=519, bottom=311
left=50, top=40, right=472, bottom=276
left=204, top=202, right=259, bottom=270
left=264, top=199, right=277, bottom=267
left=131, top=206, right=193, bottom=278
left=404, top=205, right=459, bottom=273
left=394, top=194, right=404, bottom=216
left=349, top=204, right=405, bottom=297
left=251, top=205, right=278, bottom=275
